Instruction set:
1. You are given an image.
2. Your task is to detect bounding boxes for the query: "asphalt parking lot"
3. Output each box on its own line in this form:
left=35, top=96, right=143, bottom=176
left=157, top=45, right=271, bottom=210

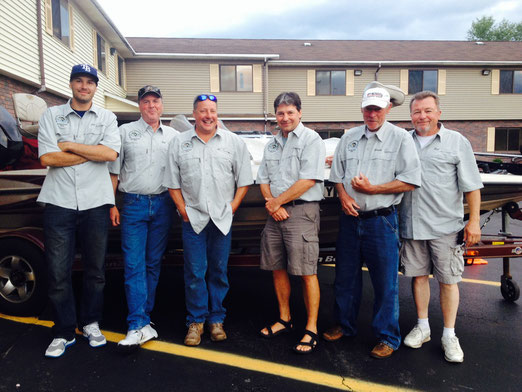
left=0, top=212, right=521, bottom=392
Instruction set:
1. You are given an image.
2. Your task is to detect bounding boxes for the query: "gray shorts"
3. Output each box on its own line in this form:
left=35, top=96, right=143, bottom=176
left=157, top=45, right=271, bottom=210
left=400, top=232, right=465, bottom=284
left=260, top=202, right=320, bottom=276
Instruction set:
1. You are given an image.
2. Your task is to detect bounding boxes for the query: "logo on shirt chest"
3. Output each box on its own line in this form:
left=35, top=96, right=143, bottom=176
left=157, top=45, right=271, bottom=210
left=55, top=115, right=69, bottom=127
left=129, top=130, right=143, bottom=141
left=268, top=142, right=279, bottom=153
left=181, top=141, right=193, bottom=152
left=347, top=140, right=359, bottom=152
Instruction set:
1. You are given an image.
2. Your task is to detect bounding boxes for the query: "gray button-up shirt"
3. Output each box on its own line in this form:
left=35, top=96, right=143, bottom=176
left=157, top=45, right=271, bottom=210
left=256, top=122, right=325, bottom=201
left=329, top=121, right=421, bottom=211
left=163, top=128, right=253, bottom=235
left=399, top=124, right=483, bottom=240
left=37, top=100, right=120, bottom=210
left=109, top=118, right=179, bottom=195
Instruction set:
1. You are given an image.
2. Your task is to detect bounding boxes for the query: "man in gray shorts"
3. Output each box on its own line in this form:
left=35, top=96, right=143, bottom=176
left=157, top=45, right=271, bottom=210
left=257, top=92, right=325, bottom=354
left=400, top=91, right=482, bottom=363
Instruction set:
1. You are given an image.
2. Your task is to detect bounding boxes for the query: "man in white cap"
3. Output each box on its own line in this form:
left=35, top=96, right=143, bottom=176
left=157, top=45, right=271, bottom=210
left=324, top=83, right=421, bottom=359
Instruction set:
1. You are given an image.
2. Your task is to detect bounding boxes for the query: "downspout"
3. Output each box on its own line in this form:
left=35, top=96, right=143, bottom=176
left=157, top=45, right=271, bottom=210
left=36, top=0, right=46, bottom=92
left=374, top=62, right=382, bottom=81
left=263, top=57, right=268, bottom=134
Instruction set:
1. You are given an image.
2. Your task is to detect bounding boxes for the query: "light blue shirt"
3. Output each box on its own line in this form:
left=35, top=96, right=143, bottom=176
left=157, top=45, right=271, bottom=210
left=329, top=121, right=421, bottom=211
left=256, top=123, right=325, bottom=201
left=37, top=100, right=120, bottom=210
left=400, top=124, right=483, bottom=240
left=109, top=118, right=179, bottom=195
left=163, top=128, right=253, bottom=235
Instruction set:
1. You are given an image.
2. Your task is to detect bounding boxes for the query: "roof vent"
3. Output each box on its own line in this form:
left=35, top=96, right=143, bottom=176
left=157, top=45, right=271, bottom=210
left=475, top=41, right=485, bottom=45
left=303, top=42, right=312, bottom=47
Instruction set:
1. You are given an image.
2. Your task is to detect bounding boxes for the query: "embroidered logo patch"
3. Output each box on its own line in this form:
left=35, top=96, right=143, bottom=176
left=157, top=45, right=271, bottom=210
left=347, top=140, right=358, bottom=152
left=129, top=130, right=143, bottom=140
left=181, top=141, right=193, bottom=151
left=55, top=115, right=69, bottom=126
left=267, top=142, right=278, bottom=153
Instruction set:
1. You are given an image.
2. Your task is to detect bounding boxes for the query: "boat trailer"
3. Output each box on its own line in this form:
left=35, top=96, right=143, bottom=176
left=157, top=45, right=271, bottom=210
left=464, top=201, right=522, bottom=302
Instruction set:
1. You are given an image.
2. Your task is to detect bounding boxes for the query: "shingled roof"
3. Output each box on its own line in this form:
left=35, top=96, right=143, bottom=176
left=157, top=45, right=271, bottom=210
left=126, top=38, right=522, bottom=64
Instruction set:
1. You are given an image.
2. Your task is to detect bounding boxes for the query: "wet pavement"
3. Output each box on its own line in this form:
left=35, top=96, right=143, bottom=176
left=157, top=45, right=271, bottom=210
left=0, top=212, right=521, bottom=392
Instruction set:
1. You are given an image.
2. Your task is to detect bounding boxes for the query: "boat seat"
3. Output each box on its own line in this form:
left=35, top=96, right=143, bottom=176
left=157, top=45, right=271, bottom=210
left=12, top=93, right=47, bottom=138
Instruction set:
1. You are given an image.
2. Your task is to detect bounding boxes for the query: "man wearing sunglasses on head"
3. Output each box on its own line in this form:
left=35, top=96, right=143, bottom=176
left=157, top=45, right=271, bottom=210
left=109, top=86, right=179, bottom=350
left=164, top=94, right=253, bottom=346
left=325, top=83, right=421, bottom=359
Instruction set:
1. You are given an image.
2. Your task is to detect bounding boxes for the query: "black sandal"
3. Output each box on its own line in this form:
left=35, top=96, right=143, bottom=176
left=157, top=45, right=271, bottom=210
left=259, top=318, right=293, bottom=339
left=293, top=330, right=318, bottom=354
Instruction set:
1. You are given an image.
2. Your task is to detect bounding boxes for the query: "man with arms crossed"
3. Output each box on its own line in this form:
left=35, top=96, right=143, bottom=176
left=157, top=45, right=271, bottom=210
left=325, top=84, right=421, bottom=359
left=257, top=92, right=325, bottom=354
left=37, top=64, right=120, bottom=357
left=400, top=91, right=482, bottom=363
left=109, top=86, right=178, bottom=349
left=164, top=94, right=253, bottom=346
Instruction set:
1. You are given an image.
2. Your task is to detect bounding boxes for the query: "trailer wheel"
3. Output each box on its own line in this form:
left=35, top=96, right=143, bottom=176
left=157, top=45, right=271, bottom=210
left=500, top=277, right=520, bottom=302
left=0, top=238, right=47, bottom=316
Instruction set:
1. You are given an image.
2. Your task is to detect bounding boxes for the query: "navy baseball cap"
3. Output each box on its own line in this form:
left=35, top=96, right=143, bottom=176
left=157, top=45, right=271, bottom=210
left=70, top=64, right=99, bottom=84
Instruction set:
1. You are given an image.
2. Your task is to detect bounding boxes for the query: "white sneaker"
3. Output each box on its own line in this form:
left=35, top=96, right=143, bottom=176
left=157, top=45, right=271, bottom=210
left=441, top=336, right=464, bottom=363
left=45, top=337, right=76, bottom=358
left=82, top=322, right=107, bottom=347
left=118, top=330, right=143, bottom=349
left=139, top=324, right=158, bottom=344
left=404, top=325, right=431, bottom=348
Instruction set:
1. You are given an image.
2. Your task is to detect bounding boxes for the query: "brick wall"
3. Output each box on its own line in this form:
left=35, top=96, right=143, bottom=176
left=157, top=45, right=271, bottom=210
left=0, top=74, right=67, bottom=118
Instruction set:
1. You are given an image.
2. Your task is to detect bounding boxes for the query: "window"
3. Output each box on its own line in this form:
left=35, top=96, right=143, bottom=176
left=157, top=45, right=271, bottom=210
left=500, top=70, right=522, bottom=94
left=408, top=70, right=438, bottom=94
left=220, top=65, right=253, bottom=92
left=316, top=129, right=345, bottom=139
left=316, top=71, right=346, bottom=95
left=96, top=33, right=106, bottom=73
left=117, top=56, right=124, bottom=86
left=495, top=128, right=522, bottom=152
left=50, top=0, right=70, bottom=46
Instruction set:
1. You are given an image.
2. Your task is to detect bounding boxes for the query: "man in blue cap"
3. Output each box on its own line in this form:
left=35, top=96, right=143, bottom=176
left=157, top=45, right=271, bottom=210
left=37, top=64, right=121, bottom=358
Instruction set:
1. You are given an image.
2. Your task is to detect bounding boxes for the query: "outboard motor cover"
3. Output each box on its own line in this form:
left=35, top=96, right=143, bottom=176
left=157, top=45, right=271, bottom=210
left=0, top=105, right=23, bottom=169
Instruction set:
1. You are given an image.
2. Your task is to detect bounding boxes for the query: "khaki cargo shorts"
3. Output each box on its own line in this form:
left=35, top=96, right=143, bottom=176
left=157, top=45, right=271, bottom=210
left=400, top=232, right=465, bottom=284
left=260, top=202, right=320, bottom=276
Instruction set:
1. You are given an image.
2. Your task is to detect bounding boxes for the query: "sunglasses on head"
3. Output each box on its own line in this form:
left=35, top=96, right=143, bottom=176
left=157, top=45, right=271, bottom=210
left=194, top=94, right=217, bottom=104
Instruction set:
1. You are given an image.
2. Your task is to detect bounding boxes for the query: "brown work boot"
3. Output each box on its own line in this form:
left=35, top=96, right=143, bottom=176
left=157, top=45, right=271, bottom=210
left=322, top=325, right=344, bottom=342
left=370, top=342, right=394, bottom=359
left=184, top=322, right=204, bottom=346
left=209, top=323, right=227, bottom=342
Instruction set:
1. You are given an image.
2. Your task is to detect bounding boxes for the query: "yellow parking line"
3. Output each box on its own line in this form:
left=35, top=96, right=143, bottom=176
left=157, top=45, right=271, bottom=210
left=321, top=265, right=501, bottom=286
left=0, top=313, right=417, bottom=392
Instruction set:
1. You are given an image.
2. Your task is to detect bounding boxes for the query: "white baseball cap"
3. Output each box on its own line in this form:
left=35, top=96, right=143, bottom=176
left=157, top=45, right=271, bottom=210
left=361, top=87, right=391, bottom=108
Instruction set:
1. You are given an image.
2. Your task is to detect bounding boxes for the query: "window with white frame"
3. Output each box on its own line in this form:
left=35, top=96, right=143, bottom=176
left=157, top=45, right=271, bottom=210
left=316, top=71, right=346, bottom=95
left=220, top=65, right=253, bottom=92
left=500, top=70, right=522, bottom=94
left=408, top=70, right=438, bottom=94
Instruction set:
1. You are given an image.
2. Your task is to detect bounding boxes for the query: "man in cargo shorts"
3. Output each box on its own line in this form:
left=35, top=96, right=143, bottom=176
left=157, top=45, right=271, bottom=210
left=109, top=85, right=179, bottom=350
left=37, top=64, right=120, bottom=358
left=324, top=84, right=421, bottom=359
left=257, top=92, right=326, bottom=354
left=400, top=91, right=482, bottom=363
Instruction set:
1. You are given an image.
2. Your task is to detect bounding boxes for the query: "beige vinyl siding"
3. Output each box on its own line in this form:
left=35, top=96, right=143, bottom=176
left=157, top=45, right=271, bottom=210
left=40, top=5, right=125, bottom=107
left=269, top=67, right=378, bottom=122
left=127, top=60, right=264, bottom=115
left=0, top=0, right=41, bottom=85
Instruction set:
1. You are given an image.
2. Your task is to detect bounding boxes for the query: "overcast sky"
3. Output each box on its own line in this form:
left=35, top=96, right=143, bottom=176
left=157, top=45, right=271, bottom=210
left=99, top=0, right=522, bottom=40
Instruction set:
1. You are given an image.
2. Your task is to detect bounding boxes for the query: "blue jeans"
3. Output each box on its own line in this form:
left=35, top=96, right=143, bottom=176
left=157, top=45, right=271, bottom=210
left=121, top=192, right=173, bottom=330
left=334, top=210, right=401, bottom=349
left=182, top=220, right=231, bottom=325
left=43, top=204, right=110, bottom=340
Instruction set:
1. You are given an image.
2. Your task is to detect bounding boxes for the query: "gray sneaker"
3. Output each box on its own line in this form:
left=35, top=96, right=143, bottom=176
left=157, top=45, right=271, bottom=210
left=404, top=325, right=431, bottom=348
left=441, top=335, right=464, bottom=363
left=45, top=337, right=76, bottom=358
left=139, top=324, right=158, bottom=344
left=82, top=322, right=106, bottom=347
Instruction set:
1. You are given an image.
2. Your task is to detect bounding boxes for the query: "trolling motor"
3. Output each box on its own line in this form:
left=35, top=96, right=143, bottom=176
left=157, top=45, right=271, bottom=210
left=0, top=105, right=23, bottom=169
